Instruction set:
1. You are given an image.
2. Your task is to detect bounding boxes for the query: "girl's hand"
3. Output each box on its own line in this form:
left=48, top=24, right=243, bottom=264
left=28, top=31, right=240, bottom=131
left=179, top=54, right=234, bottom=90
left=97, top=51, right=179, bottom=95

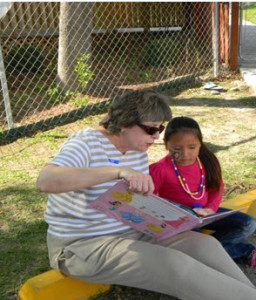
left=118, top=167, right=155, bottom=196
left=193, top=207, right=215, bottom=217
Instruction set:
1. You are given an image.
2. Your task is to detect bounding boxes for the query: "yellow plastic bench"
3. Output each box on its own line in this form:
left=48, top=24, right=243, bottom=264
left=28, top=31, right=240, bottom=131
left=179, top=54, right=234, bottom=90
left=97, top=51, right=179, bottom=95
left=220, top=189, right=256, bottom=218
left=18, top=269, right=111, bottom=300
left=19, top=189, right=256, bottom=300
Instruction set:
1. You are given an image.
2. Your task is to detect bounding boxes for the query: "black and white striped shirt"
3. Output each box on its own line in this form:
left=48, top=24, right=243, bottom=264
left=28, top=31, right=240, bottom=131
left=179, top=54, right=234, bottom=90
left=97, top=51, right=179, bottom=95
left=44, top=127, right=149, bottom=237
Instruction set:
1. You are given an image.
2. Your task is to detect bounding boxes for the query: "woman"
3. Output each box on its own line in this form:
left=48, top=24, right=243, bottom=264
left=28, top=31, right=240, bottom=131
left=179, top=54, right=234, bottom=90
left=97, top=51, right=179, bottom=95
left=37, top=90, right=256, bottom=300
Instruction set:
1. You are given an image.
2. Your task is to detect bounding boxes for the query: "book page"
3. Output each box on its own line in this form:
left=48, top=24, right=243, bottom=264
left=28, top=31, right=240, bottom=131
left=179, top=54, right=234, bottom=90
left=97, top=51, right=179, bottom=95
left=197, top=206, right=247, bottom=227
left=90, top=180, right=199, bottom=241
left=130, top=193, right=188, bottom=221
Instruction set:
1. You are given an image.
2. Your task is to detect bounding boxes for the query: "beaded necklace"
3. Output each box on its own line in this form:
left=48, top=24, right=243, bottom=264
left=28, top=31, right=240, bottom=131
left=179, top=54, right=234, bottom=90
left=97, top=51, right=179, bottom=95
left=171, top=156, right=205, bottom=200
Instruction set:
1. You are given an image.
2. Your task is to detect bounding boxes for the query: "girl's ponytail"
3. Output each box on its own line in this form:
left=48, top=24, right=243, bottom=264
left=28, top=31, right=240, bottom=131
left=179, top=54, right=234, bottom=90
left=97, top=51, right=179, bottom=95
left=199, top=144, right=222, bottom=192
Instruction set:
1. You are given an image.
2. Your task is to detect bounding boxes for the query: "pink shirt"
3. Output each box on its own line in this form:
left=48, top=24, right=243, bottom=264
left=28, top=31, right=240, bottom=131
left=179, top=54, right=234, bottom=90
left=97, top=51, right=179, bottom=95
left=149, top=154, right=224, bottom=212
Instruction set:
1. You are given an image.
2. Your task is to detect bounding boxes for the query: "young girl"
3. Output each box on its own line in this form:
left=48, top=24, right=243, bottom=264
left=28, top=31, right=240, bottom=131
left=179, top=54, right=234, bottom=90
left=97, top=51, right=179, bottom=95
left=150, top=116, right=256, bottom=266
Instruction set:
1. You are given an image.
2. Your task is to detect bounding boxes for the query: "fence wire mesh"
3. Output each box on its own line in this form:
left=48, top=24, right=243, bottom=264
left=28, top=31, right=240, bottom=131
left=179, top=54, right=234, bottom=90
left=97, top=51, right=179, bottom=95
left=0, top=2, right=214, bottom=143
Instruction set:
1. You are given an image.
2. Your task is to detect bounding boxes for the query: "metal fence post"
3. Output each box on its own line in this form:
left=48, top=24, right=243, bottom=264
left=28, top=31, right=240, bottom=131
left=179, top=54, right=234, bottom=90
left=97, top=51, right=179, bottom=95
left=0, top=42, right=13, bottom=129
left=213, top=2, right=219, bottom=77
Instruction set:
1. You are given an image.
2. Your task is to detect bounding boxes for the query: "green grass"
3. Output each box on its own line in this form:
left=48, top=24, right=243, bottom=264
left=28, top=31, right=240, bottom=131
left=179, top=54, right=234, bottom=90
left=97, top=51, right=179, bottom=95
left=0, top=186, right=49, bottom=300
left=243, top=3, right=256, bottom=24
left=1, top=75, right=256, bottom=299
left=239, top=96, right=256, bottom=106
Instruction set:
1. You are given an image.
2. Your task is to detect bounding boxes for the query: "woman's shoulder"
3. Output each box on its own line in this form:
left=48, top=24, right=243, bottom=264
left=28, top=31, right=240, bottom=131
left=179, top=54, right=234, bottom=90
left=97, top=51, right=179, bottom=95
left=150, top=154, right=170, bottom=167
left=66, top=127, right=107, bottom=142
left=70, top=127, right=100, bottom=137
left=59, top=128, right=109, bottom=152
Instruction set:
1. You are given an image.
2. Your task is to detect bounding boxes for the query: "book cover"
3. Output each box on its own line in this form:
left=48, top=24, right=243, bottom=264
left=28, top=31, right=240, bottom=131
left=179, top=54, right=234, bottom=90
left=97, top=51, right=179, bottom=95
left=90, top=180, right=245, bottom=241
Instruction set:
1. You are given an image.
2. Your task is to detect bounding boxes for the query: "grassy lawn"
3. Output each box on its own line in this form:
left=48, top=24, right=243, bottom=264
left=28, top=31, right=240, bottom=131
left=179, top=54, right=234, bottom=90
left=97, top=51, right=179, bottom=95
left=243, top=2, right=256, bottom=24
left=1, top=73, right=256, bottom=299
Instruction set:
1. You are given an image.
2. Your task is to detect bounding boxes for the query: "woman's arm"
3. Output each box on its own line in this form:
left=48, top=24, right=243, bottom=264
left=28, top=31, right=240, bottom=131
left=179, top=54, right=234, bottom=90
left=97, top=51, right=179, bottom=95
left=37, top=164, right=154, bottom=195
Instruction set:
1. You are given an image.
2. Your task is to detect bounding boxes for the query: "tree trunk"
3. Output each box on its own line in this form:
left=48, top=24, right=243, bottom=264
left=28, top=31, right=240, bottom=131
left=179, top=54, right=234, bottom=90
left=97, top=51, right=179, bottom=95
left=58, top=2, right=93, bottom=92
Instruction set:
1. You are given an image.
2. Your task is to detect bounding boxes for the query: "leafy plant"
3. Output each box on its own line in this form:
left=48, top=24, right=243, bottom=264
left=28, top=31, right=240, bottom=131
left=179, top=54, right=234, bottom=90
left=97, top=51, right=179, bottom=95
left=46, top=85, right=74, bottom=104
left=74, top=53, right=94, bottom=88
left=11, top=93, right=31, bottom=104
left=144, top=38, right=181, bottom=67
left=127, top=73, right=136, bottom=82
left=46, top=53, right=93, bottom=105
left=165, top=67, right=173, bottom=76
left=70, top=95, right=90, bottom=107
left=34, top=84, right=48, bottom=92
left=118, top=56, right=126, bottom=65
left=106, top=55, right=115, bottom=62
left=6, top=45, right=45, bottom=73
left=128, top=57, right=138, bottom=70
left=139, top=69, right=153, bottom=82
left=46, top=61, right=57, bottom=71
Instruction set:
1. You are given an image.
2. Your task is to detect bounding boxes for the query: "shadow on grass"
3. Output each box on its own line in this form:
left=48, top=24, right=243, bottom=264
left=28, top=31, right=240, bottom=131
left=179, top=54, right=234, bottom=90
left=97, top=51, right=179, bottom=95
left=155, top=135, right=256, bottom=155
left=167, top=96, right=256, bottom=109
left=0, top=185, right=50, bottom=300
left=0, top=219, right=50, bottom=300
left=205, top=134, right=256, bottom=153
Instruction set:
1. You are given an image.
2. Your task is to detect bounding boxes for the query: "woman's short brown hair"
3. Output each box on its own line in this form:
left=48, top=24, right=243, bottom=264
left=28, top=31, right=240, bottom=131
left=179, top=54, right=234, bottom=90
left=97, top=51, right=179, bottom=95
left=100, top=89, right=172, bottom=134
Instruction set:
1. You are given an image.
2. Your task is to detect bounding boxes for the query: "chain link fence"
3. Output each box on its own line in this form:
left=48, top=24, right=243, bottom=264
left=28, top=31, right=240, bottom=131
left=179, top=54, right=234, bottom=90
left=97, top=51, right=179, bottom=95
left=0, top=2, right=214, bottom=144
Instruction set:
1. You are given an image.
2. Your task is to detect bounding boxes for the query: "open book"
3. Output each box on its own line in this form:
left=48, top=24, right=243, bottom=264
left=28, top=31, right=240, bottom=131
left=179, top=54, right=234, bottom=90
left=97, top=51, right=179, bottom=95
left=90, top=180, right=245, bottom=241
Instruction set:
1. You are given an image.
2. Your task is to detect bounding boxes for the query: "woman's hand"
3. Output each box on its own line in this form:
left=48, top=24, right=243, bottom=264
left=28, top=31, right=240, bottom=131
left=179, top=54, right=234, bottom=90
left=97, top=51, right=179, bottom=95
left=193, top=207, right=215, bottom=217
left=118, top=167, right=155, bottom=196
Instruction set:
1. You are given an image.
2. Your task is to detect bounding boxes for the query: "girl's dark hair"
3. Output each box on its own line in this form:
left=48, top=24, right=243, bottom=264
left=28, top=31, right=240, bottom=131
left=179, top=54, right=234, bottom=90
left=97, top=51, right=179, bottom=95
left=164, top=116, right=222, bottom=192
left=100, top=89, right=172, bottom=134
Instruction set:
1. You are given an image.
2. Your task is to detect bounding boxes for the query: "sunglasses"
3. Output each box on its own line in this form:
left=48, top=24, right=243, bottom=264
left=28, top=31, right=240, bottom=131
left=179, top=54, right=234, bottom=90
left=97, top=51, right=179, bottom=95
left=137, top=123, right=165, bottom=135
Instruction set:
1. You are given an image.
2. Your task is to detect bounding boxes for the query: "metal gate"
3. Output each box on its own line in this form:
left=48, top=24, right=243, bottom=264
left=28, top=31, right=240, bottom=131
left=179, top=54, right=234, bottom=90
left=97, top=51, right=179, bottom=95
left=239, top=2, right=256, bottom=62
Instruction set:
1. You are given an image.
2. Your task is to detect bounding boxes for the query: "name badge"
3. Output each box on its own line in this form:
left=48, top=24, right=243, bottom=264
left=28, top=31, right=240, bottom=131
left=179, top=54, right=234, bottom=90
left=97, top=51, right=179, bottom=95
left=108, top=158, right=119, bottom=164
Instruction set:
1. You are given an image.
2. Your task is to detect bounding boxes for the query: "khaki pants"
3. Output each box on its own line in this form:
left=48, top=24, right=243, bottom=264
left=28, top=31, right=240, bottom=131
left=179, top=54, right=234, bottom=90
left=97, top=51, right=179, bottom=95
left=47, top=229, right=256, bottom=300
